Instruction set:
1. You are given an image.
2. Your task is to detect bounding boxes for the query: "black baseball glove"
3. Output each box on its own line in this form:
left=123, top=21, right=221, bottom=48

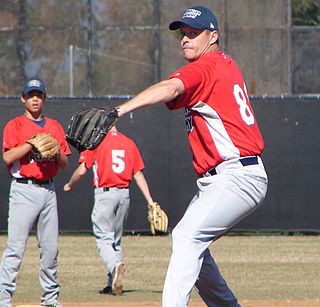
left=65, top=107, right=118, bottom=152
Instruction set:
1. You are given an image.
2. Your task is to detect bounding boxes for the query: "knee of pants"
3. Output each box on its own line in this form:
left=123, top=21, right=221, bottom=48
left=6, top=240, right=28, bottom=259
left=171, top=225, right=191, bottom=247
left=171, top=223, right=212, bottom=256
left=39, top=242, right=58, bottom=265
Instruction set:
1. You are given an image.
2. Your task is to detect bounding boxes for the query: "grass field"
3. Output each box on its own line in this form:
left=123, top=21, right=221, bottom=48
left=0, top=234, right=319, bottom=306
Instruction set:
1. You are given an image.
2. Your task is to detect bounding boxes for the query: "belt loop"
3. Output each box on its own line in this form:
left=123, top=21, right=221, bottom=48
left=239, top=156, right=258, bottom=166
left=202, top=167, right=217, bottom=177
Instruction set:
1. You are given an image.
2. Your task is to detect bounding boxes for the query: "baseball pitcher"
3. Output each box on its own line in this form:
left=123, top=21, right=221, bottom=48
left=64, top=6, right=268, bottom=307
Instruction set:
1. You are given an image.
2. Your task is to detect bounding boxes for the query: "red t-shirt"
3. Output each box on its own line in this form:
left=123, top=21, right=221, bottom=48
left=166, top=51, right=264, bottom=176
left=79, top=131, right=144, bottom=188
left=2, top=115, right=71, bottom=180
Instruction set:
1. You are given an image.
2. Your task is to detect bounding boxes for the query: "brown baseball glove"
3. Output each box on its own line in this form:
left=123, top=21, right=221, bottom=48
left=148, top=202, right=168, bottom=235
left=27, top=133, right=60, bottom=159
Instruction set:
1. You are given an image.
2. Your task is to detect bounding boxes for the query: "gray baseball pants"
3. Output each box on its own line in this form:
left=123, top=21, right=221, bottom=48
left=92, top=187, right=130, bottom=286
left=0, top=180, right=60, bottom=307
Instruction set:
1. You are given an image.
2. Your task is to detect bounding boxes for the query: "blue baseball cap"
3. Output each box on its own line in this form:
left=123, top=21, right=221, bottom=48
left=22, top=77, right=47, bottom=95
left=169, top=6, right=219, bottom=32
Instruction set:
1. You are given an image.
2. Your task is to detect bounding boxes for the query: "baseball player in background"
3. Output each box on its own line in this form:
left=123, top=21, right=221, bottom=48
left=63, top=125, right=155, bottom=296
left=0, top=78, right=71, bottom=307
left=112, top=6, right=268, bottom=307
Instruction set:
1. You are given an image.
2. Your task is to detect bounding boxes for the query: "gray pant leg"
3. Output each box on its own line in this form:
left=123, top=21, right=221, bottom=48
left=0, top=242, right=27, bottom=306
left=0, top=181, right=40, bottom=306
left=114, top=190, right=130, bottom=258
left=38, top=184, right=60, bottom=305
left=92, top=188, right=130, bottom=280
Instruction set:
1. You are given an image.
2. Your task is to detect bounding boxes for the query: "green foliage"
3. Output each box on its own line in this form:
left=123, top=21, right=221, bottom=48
left=292, top=0, right=320, bottom=25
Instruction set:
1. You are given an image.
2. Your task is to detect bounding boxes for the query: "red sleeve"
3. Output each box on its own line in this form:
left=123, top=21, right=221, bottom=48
left=55, top=121, right=71, bottom=156
left=79, top=149, right=95, bottom=169
left=166, top=64, right=205, bottom=110
left=2, top=119, right=21, bottom=152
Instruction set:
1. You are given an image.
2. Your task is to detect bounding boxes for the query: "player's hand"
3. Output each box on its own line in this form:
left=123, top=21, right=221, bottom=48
left=63, top=183, right=72, bottom=192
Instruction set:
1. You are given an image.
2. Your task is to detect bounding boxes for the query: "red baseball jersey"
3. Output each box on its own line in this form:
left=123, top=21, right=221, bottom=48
left=166, top=51, right=264, bottom=176
left=2, top=115, right=71, bottom=180
left=79, top=131, right=145, bottom=188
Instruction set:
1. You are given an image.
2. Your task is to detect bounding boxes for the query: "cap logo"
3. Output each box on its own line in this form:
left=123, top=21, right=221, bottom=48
left=210, top=23, right=215, bottom=29
left=182, top=9, right=201, bottom=19
left=27, top=79, right=42, bottom=88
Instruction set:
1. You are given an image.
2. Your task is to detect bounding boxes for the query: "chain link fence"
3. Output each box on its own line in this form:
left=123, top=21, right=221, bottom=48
left=0, top=0, right=319, bottom=97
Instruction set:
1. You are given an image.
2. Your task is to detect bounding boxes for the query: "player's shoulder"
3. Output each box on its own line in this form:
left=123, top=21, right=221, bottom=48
left=116, top=132, right=139, bottom=147
left=44, top=116, right=58, bottom=123
left=44, top=116, right=64, bottom=127
left=11, top=114, right=25, bottom=121
left=177, top=53, right=220, bottom=74
left=199, top=51, right=233, bottom=66
left=170, top=60, right=204, bottom=82
left=116, top=131, right=135, bottom=142
left=4, top=114, right=25, bottom=128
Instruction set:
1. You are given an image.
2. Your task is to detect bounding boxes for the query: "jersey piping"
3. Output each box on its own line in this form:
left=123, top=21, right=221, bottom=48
left=191, top=101, right=240, bottom=160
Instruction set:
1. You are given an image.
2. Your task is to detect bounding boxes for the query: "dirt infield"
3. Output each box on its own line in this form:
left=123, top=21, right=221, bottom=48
left=16, top=300, right=320, bottom=307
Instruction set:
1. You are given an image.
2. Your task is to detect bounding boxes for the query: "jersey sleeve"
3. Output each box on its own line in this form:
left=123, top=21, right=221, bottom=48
left=54, top=121, right=71, bottom=156
left=79, top=149, right=95, bottom=169
left=166, top=64, right=205, bottom=110
left=2, top=120, right=21, bottom=152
